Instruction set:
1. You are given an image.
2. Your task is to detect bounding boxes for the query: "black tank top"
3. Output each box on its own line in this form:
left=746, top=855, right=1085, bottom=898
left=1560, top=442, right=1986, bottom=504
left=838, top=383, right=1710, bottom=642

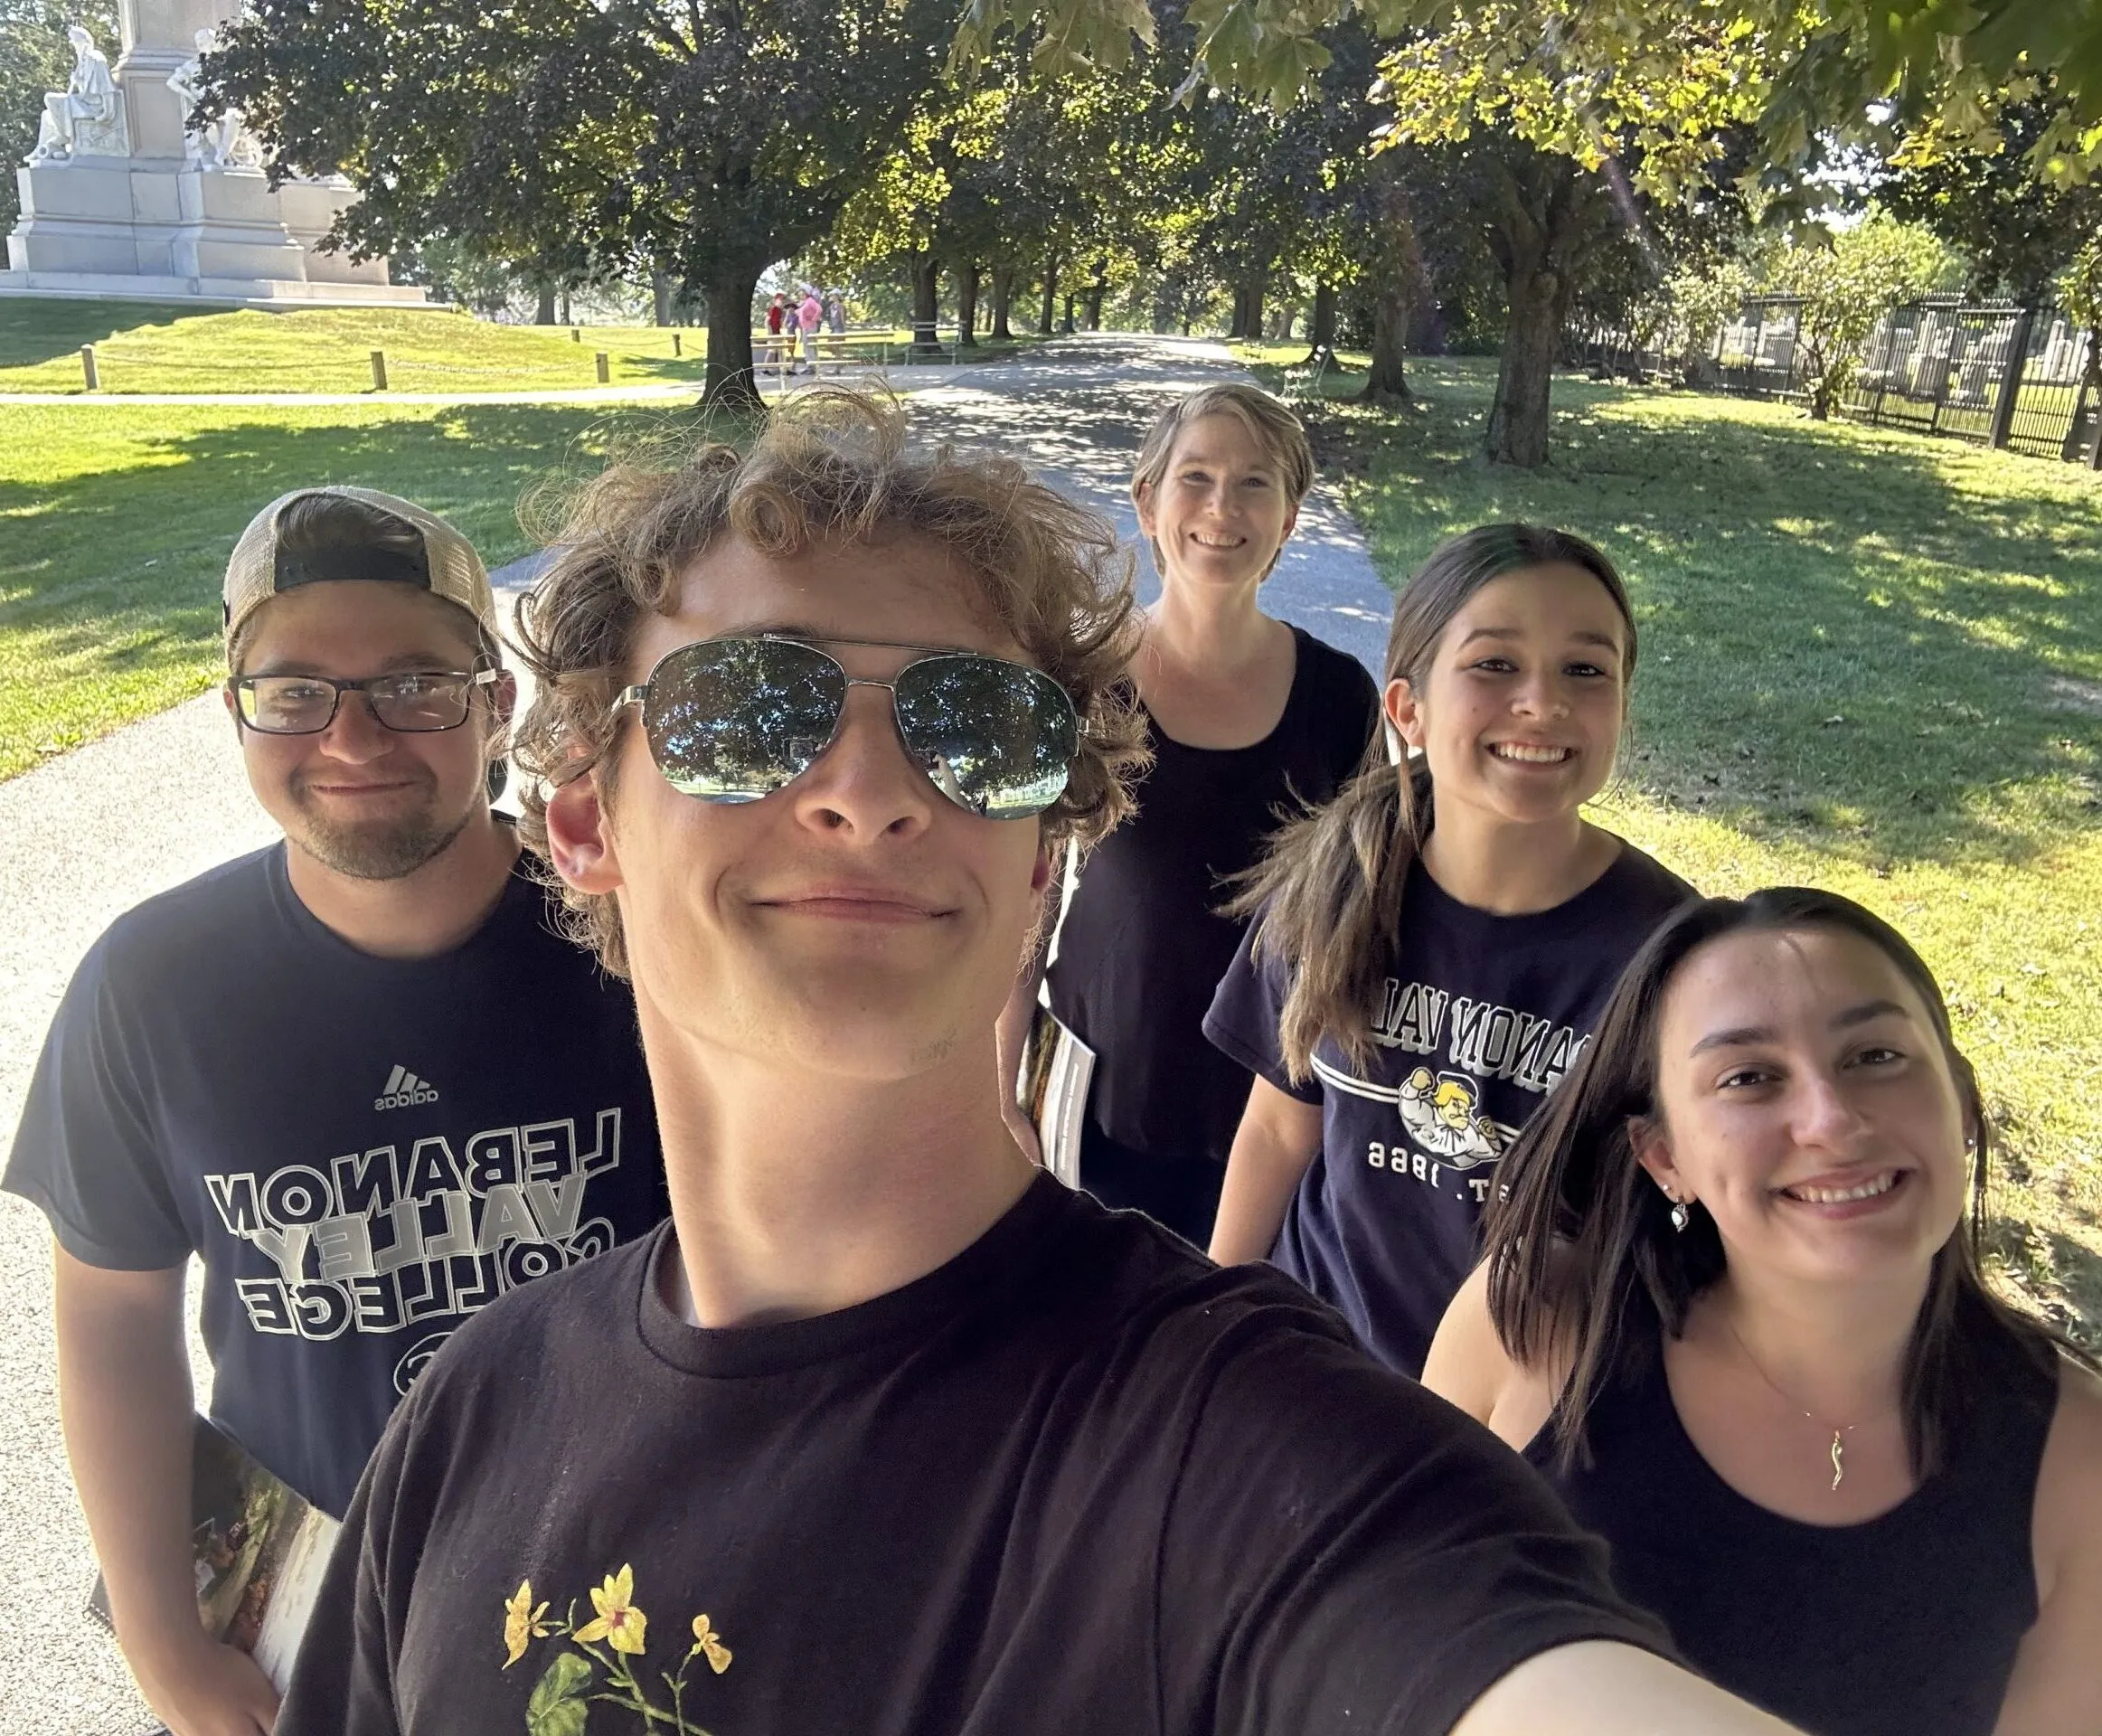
left=1528, top=1320, right=2059, bottom=1736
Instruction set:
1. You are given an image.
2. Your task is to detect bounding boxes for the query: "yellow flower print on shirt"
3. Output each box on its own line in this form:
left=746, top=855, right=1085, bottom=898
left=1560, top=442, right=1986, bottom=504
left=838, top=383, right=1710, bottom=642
left=500, top=1563, right=731, bottom=1734
left=689, top=1615, right=732, bottom=1675
left=503, top=1580, right=551, bottom=1667
left=573, top=1562, right=648, bottom=1655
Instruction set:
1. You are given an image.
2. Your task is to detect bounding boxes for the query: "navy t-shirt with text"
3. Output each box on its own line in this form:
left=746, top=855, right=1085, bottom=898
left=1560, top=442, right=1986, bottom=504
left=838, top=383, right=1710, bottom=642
left=1205, top=844, right=1694, bottom=1377
left=4, top=844, right=665, bottom=1516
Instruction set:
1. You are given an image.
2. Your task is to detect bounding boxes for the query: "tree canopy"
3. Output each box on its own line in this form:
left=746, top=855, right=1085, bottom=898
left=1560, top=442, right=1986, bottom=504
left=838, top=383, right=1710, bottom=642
left=959, top=0, right=2102, bottom=178
left=208, top=0, right=958, bottom=401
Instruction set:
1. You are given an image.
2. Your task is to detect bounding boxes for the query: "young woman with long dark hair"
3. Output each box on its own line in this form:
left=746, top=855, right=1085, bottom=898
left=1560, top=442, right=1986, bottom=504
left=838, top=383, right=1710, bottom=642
left=1203, top=524, right=1694, bottom=1375
left=1424, top=888, right=2102, bottom=1735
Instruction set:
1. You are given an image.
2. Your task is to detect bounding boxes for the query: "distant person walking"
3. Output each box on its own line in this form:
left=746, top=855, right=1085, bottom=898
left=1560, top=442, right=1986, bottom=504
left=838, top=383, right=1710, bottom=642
left=798, top=287, right=824, bottom=373
left=763, top=293, right=787, bottom=367
left=826, top=291, right=846, bottom=335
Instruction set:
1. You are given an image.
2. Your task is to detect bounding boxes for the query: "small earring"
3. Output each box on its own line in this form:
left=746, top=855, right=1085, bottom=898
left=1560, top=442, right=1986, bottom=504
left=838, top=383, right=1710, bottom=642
left=1669, top=1197, right=1691, bottom=1233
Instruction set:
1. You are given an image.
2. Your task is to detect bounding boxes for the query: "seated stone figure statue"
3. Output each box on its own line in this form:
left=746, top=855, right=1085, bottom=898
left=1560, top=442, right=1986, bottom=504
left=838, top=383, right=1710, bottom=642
left=165, top=29, right=260, bottom=170
left=30, top=24, right=128, bottom=162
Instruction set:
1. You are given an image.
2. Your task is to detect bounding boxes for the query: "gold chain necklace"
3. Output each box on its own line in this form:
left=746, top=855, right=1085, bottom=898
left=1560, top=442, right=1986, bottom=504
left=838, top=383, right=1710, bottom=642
left=1719, top=1314, right=1895, bottom=1492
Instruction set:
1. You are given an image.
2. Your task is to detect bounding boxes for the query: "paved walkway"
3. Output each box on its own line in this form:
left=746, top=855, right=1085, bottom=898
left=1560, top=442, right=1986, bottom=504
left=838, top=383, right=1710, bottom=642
left=0, top=333, right=1390, bottom=1733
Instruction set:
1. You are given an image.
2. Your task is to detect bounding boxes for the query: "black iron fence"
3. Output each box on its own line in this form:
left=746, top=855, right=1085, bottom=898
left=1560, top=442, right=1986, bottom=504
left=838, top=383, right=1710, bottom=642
left=1580, top=296, right=2102, bottom=468
left=1715, top=297, right=1806, bottom=399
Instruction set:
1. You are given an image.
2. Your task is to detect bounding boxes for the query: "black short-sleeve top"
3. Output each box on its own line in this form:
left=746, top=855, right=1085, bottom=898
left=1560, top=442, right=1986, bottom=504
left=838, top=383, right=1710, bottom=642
left=1048, top=626, right=1381, bottom=1165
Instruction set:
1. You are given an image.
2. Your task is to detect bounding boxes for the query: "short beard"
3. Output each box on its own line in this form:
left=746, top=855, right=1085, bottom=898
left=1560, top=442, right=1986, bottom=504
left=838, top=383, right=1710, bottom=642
left=286, top=772, right=475, bottom=882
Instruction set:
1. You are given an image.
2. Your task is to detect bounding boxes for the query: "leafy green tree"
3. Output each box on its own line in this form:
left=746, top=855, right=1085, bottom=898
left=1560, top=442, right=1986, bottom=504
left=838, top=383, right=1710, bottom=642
left=1367, top=3, right=1767, bottom=464
left=1766, top=212, right=1963, bottom=418
left=0, top=0, right=118, bottom=232
left=207, top=0, right=958, bottom=403
left=1880, top=91, right=2102, bottom=301
left=960, top=0, right=2095, bottom=461
left=958, top=0, right=2102, bottom=178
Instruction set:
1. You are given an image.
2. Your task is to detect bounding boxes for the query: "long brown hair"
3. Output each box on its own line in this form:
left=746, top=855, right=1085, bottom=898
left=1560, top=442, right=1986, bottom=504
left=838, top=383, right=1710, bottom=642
left=1484, top=887, right=2081, bottom=1477
left=1230, top=524, right=1635, bottom=1080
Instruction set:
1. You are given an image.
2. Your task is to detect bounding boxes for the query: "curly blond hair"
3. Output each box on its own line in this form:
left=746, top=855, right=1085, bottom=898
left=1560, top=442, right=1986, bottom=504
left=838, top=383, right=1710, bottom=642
left=510, top=389, right=1149, bottom=976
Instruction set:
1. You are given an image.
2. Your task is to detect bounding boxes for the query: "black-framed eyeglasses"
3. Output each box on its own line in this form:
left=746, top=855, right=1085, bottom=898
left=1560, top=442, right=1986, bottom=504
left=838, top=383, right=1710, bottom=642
left=613, top=635, right=1078, bottom=819
left=231, top=668, right=501, bottom=735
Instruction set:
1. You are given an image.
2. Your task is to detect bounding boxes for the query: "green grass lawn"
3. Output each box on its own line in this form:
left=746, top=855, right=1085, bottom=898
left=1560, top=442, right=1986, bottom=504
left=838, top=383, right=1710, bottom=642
left=0, top=302, right=721, bottom=393
left=1242, top=344, right=2102, bottom=1345
left=0, top=398, right=709, bottom=777
left=0, top=299, right=1046, bottom=395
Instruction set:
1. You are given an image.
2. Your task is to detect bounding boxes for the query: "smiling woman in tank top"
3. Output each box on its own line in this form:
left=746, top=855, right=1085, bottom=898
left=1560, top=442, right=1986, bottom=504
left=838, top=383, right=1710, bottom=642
left=1424, top=888, right=2102, bottom=1736
left=999, top=386, right=1380, bottom=1246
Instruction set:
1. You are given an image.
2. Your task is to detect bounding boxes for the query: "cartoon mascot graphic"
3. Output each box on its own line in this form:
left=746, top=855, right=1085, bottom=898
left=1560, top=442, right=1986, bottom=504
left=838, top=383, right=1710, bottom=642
left=1397, top=1068, right=1503, bottom=1168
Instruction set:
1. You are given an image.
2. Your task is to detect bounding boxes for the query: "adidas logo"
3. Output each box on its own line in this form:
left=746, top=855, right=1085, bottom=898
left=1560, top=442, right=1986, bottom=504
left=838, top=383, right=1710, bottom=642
left=374, top=1064, right=439, bottom=1111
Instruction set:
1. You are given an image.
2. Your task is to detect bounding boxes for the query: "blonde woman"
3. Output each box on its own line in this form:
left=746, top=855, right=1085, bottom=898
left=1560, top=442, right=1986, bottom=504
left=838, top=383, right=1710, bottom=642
left=1006, top=385, right=1379, bottom=1245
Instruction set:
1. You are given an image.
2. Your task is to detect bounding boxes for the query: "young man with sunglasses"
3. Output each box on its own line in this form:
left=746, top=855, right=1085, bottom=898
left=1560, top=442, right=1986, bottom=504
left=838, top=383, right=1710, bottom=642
left=5, top=487, right=665, bottom=1736
left=278, top=405, right=1800, bottom=1736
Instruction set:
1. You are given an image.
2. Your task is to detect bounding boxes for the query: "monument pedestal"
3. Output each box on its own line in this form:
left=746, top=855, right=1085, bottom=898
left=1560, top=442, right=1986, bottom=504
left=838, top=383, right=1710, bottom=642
left=170, top=165, right=309, bottom=278
left=2, top=1, right=431, bottom=309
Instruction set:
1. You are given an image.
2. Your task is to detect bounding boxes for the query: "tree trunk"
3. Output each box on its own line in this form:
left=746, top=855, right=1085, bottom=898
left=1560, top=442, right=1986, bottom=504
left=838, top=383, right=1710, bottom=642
left=652, top=269, right=673, bottom=327
left=559, top=288, right=571, bottom=326
left=1304, top=281, right=1337, bottom=359
left=1039, top=256, right=1058, bottom=335
left=1083, top=275, right=1106, bottom=330
left=1242, top=272, right=1267, bottom=344
left=910, top=254, right=941, bottom=355
left=534, top=279, right=557, bottom=326
left=702, top=264, right=761, bottom=409
left=1227, top=286, right=1249, bottom=340
left=990, top=265, right=1015, bottom=340
left=1480, top=156, right=1612, bottom=467
left=1359, top=276, right=1414, bottom=407
left=1061, top=292, right=1076, bottom=332
left=1358, top=175, right=1427, bottom=408
left=956, top=263, right=981, bottom=347
left=1485, top=259, right=1561, bottom=463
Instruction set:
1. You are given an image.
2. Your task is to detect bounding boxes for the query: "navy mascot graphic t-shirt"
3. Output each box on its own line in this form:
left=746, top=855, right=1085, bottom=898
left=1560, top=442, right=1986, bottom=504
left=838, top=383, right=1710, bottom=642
left=5, top=843, right=666, bottom=1516
left=1205, top=845, right=1692, bottom=1377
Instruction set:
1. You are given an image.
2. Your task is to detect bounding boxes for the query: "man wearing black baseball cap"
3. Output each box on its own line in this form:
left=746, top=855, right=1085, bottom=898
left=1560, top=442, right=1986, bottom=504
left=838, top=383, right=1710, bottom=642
left=5, top=487, right=665, bottom=1735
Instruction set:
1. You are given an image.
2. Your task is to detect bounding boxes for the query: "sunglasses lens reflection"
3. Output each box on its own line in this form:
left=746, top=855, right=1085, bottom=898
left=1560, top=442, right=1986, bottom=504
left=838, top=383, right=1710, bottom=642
left=644, top=640, right=844, bottom=801
left=893, top=656, right=1077, bottom=819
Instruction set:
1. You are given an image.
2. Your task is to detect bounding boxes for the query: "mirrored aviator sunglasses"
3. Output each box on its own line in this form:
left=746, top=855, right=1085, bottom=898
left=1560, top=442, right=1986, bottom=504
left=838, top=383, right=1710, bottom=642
left=616, top=636, right=1079, bottom=819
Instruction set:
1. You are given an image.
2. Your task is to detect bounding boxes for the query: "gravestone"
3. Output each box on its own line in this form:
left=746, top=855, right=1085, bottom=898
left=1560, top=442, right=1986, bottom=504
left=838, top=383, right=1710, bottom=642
left=1, top=1, right=430, bottom=307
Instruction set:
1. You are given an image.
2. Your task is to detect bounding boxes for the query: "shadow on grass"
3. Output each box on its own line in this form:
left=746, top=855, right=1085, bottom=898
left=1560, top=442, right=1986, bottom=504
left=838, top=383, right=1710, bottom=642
left=1287, top=358, right=2102, bottom=873
left=0, top=297, right=193, bottom=370
left=1984, top=1215, right=2102, bottom=1354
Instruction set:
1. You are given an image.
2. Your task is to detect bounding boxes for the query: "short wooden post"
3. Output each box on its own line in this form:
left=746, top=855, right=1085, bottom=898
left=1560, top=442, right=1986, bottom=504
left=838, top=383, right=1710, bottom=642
left=672, top=332, right=683, bottom=357
left=80, top=344, right=99, bottom=391
left=369, top=349, right=388, bottom=391
left=595, top=351, right=609, bottom=384
left=570, top=327, right=580, bottom=343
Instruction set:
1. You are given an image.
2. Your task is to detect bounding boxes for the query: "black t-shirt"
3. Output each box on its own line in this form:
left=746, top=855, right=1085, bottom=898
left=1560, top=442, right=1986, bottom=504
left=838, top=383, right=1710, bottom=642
left=279, top=1176, right=1667, bottom=1736
left=3, top=842, right=666, bottom=1516
left=1205, top=844, right=1695, bottom=1378
left=1049, top=627, right=1380, bottom=1164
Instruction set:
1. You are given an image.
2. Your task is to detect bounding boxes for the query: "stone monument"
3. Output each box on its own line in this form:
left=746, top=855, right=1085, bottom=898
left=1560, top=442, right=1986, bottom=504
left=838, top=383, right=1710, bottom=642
left=1, top=1, right=429, bottom=307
